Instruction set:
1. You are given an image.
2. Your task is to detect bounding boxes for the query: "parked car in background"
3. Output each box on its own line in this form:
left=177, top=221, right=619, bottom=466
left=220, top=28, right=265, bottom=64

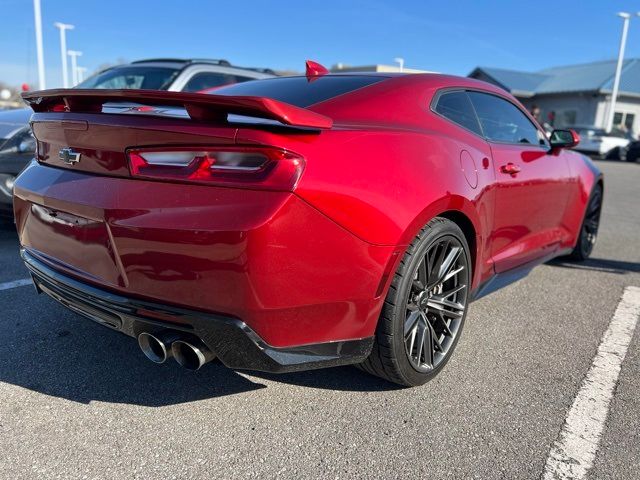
left=0, top=59, right=276, bottom=219
left=76, top=58, right=275, bottom=91
left=621, top=139, right=640, bottom=163
left=15, top=69, right=602, bottom=387
left=571, top=125, right=631, bottom=158
left=0, top=108, right=33, bottom=218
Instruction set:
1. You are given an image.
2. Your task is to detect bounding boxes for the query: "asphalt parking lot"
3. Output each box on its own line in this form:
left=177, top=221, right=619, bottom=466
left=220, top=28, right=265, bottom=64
left=0, top=160, right=638, bottom=479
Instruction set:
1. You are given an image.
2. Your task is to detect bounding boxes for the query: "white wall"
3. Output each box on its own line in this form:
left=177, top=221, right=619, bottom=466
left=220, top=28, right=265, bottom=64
left=596, top=95, right=640, bottom=136
left=518, top=93, right=601, bottom=129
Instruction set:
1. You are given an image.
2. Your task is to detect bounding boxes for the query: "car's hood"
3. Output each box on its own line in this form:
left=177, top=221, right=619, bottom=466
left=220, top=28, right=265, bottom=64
left=0, top=108, right=31, bottom=141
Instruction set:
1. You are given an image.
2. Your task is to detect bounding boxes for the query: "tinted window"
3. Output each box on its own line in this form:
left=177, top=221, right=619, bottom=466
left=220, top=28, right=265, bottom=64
left=434, top=91, right=482, bottom=135
left=77, top=66, right=179, bottom=90
left=212, top=76, right=385, bottom=107
left=468, top=91, right=544, bottom=145
left=182, top=72, right=253, bottom=92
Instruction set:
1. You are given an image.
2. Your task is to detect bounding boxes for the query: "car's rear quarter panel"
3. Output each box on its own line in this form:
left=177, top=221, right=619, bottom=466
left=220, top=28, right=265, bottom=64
left=560, top=151, right=602, bottom=250
left=240, top=76, right=502, bottom=293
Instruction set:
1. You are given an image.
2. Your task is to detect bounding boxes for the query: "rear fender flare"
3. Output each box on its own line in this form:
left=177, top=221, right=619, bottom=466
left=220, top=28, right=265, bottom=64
left=392, top=194, right=483, bottom=288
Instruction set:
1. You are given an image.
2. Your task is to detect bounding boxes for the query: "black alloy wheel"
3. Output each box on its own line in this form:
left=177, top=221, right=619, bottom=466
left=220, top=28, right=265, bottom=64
left=570, top=184, right=602, bottom=261
left=358, top=217, right=471, bottom=387
left=403, top=235, right=468, bottom=372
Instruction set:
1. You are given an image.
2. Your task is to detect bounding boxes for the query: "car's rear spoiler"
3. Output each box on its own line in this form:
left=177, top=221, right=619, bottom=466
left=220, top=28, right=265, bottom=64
left=21, top=88, right=333, bottom=130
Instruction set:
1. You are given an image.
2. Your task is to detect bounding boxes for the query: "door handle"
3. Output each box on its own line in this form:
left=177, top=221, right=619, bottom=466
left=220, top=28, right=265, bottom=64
left=500, top=163, right=521, bottom=175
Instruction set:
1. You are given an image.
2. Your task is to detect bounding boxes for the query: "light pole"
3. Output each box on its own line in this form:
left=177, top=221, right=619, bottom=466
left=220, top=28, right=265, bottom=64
left=394, top=57, right=404, bottom=72
left=54, top=22, right=74, bottom=88
left=605, top=12, right=635, bottom=132
left=33, top=0, right=46, bottom=89
left=67, top=50, right=82, bottom=86
left=76, top=67, right=87, bottom=83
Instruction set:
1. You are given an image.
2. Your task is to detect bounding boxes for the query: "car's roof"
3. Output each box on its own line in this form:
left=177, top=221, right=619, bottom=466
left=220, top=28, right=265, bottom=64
left=131, top=58, right=231, bottom=66
left=296, top=72, right=535, bottom=131
left=278, top=72, right=515, bottom=96
left=129, top=58, right=275, bottom=75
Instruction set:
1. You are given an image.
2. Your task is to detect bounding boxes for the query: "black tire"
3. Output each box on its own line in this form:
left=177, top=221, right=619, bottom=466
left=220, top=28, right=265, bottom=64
left=569, top=183, right=603, bottom=261
left=604, top=147, right=620, bottom=160
left=619, top=147, right=628, bottom=162
left=358, top=217, right=472, bottom=387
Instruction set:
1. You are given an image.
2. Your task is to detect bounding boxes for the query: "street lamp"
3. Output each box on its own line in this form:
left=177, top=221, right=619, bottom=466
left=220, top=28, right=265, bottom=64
left=76, top=67, right=87, bottom=83
left=54, top=22, right=74, bottom=88
left=67, top=50, right=82, bottom=86
left=394, top=57, right=404, bottom=72
left=605, top=12, right=635, bottom=132
left=32, top=0, right=45, bottom=89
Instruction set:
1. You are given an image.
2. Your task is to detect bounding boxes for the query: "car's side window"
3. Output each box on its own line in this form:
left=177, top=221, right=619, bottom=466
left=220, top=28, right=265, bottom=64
left=434, top=91, right=482, bottom=136
left=182, top=72, right=253, bottom=92
left=467, top=91, right=546, bottom=146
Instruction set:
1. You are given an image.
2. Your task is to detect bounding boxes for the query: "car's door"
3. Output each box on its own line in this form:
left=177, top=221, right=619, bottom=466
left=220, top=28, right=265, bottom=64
left=468, top=91, right=572, bottom=272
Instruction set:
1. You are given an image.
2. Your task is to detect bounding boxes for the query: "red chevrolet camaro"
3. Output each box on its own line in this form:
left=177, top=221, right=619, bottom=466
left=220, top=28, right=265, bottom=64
left=15, top=63, right=602, bottom=387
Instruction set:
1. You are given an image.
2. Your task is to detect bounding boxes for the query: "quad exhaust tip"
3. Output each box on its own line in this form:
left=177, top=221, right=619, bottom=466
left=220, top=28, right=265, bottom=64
left=138, top=331, right=179, bottom=364
left=171, top=339, right=216, bottom=371
left=138, top=331, right=216, bottom=370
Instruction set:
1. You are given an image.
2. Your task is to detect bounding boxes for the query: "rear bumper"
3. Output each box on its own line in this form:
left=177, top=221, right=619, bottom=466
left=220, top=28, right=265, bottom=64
left=14, top=163, right=396, bottom=347
left=23, top=249, right=373, bottom=373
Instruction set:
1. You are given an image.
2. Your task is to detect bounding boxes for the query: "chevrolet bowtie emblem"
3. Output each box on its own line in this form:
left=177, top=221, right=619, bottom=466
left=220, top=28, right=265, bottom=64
left=59, top=147, right=81, bottom=165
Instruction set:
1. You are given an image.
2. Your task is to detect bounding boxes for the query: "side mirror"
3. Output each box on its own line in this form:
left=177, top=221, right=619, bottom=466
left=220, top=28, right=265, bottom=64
left=550, top=129, right=580, bottom=149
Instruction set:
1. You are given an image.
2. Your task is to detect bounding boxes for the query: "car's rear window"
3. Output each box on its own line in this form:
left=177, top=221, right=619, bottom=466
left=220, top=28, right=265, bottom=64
left=77, top=66, right=180, bottom=90
left=211, top=76, right=386, bottom=107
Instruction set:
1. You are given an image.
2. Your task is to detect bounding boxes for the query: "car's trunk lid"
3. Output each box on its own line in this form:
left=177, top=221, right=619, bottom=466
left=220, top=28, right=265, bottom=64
left=24, top=88, right=332, bottom=177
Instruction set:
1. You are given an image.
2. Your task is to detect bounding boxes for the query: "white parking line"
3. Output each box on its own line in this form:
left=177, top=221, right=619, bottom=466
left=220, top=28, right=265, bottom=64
left=0, top=278, right=33, bottom=291
left=543, top=286, right=640, bottom=479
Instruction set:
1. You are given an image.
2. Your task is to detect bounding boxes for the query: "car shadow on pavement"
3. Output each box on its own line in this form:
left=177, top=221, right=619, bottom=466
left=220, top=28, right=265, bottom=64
left=248, top=367, right=401, bottom=393
left=0, top=296, right=397, bottom=405
left=0, top=303, right=270, bottom=405
left=548, top=257, right=640, bottom=275
left=0, top=218, right=17, bottom=235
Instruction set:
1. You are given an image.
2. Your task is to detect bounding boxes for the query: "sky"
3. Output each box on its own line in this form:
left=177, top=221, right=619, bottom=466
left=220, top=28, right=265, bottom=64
left=1, top=0, right=639, bottom=88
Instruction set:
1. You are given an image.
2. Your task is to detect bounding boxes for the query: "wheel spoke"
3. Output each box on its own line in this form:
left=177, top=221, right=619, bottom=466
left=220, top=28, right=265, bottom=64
left=442, top=265, right=465, bottom=284
left=417, top=256, right=428, bottom=287
left=428, top=240, right=449, bottom=286
left=404, top=310, right=421, bottom=335
left=437, top=246, right=462, bottom=285
left=415, top=321, right=427, bottom=366
left=434, top=311, right=454, bottom=337
left=427, top=296, right=465, bottom=318
left=407, top=324, right=418, bottom=359
left=422, top=313, right=434, bottom=368
left=440, top=283, right=467, bottom=299
left=429, top=321, right=443, bottom=354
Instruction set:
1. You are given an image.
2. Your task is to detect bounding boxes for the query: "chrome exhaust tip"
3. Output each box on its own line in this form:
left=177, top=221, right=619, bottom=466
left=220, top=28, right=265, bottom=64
left=138, top=331, right=179, bottom=364
left=171, top=339, right=216, bottom=371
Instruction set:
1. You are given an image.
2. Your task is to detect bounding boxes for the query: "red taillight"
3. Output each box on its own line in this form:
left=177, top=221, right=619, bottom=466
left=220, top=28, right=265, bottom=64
left=127, top=146, right=304, bottom=191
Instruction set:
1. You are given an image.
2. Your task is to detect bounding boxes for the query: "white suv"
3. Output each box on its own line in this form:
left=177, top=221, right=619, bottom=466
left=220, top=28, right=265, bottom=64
left=77, top=58, right=275, bottom=92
